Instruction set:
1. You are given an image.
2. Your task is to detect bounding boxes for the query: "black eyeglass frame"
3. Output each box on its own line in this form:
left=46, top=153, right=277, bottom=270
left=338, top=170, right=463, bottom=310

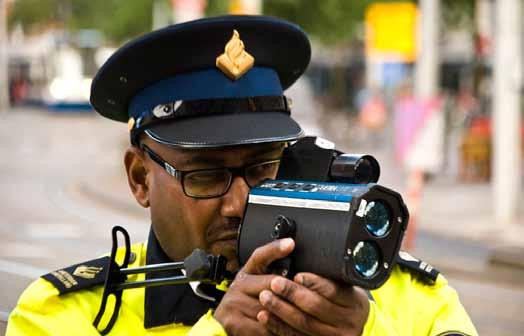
left=141, top=144, right=281, bottom=199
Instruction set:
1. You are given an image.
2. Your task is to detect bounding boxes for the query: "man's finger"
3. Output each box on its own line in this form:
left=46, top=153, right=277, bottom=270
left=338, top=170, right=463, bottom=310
left=294, top=272, right=359, bottom=308
left=259, top=290, right=336, bottom=336
left=257, top=310, right=308, bottom=336
left=227, top=313, right=274, bottom=336
left=270, top=276, right=347, bottom=326
left=214, top=290, right=272, bottom=333
left=229, top=272, right=278, bottom=296
left=242, top=238, right=294, bottom=274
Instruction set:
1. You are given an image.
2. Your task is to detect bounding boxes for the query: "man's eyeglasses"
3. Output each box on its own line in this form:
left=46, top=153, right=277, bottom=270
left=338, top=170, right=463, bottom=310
left=141, top=145, right=281, bottom=199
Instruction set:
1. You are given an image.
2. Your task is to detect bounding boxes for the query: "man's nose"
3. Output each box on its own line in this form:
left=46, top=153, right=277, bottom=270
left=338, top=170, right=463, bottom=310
left=220, top=175, right=250, bottom=218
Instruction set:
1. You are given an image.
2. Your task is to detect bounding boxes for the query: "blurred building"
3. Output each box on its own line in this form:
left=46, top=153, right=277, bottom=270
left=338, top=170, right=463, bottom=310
left=7, top=26, right=111, bottom=110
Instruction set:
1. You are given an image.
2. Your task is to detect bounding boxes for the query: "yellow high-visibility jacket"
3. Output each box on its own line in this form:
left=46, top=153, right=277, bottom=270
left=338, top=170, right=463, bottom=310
left=7, top=237, right=478, bottom=336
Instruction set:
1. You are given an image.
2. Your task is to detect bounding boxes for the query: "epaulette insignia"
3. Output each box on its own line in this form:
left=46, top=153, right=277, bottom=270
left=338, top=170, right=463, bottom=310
left=396, top=251, right=440, bottom=284
left=42, top=256, right=110, bottom=294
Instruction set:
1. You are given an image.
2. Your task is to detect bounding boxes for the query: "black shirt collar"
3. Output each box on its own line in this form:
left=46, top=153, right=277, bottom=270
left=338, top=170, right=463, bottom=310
left=144, top=228, right=216, bottom=329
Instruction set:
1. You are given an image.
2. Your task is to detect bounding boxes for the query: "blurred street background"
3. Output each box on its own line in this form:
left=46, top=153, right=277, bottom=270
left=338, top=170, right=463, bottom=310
left=0, top=0, right=523, bottom=335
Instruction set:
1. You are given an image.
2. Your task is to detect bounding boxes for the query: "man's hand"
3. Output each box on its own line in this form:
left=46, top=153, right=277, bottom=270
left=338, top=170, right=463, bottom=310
left=213, top=238, right=295, bottom=336
left=257, top=272, right=370, bottom=336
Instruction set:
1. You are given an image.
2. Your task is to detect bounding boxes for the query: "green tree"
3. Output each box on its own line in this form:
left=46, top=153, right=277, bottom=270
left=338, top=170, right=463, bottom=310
left=264, top=0, right=370, bottom=45
left=442, top=0, right=475, bottom=30
left=8, top=0, right=60, bottom=30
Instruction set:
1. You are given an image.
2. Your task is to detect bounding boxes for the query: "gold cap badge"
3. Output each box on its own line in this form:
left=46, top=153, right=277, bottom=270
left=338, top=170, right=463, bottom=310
left=216, top=30, right=254, bottom=80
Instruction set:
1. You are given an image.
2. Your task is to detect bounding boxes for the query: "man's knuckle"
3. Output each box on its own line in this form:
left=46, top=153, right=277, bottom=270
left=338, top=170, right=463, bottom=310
left=220, top=314, right=238, bottom=332
left=229, top=273, right=244, bottom=289
left=266, top=315, right=282, bottom=333
left=300, top=275, right=311, bottom=288
left=236, top=270, right=247, bottom=280
left=323, top=283, right=339, bottom=299
left=253, top=245, right=268, bottom=258
left=269, top=318, right=296, bottom=336
left=295, top=313, right=311, bottom=330
left=303, top=296, right=322, bottom=315
left=250, top=248, right=267, bottom=265
left=281, top=280, right=297, bottom=298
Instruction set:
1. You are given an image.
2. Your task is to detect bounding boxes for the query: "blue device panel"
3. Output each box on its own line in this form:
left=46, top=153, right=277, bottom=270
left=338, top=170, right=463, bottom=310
left=250, top=180, right=369, bottom=203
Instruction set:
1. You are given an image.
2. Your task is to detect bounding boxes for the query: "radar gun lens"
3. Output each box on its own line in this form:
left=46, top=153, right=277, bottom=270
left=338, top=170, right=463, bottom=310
left=352, top=241, right=380, bottom=278
left=364, top=201, right=390, bottom=237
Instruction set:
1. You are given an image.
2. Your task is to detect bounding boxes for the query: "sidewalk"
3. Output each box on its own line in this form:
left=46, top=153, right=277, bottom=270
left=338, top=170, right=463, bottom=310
left=415, top=177, right=524, bottom=286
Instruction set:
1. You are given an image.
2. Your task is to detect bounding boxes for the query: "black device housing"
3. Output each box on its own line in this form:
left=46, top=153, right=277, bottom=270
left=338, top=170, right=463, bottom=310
left=277, top=137, right=380, bottom=184
left=238, top=183, right=408, bottom=289
left=237, top=137, right=408, bottom=289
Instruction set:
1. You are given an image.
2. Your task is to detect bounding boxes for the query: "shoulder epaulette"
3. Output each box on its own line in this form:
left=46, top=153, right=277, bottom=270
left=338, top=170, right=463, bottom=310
left=396, top=251, right=440, bottom=285
left=41, top=256, right=110, bottom=295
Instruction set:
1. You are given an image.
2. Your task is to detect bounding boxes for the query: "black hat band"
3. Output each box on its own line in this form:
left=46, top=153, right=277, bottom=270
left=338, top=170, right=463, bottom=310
left=131, top=95, right=292, bottom=145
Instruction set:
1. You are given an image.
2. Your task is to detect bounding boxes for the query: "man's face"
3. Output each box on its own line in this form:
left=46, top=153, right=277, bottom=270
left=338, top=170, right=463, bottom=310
left=140, top=139, right=285, bottom=271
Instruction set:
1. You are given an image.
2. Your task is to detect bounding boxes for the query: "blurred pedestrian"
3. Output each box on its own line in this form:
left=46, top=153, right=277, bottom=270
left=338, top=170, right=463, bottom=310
left=394, top=80, right=444, bottom=249
left=9, top=69, right=28, bottom=105
left=356, top=86, right=387, bottom=147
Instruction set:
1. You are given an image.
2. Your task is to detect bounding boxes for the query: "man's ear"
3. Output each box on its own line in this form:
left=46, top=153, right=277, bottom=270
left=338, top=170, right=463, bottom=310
left=124, top=146, right=150, bottom=208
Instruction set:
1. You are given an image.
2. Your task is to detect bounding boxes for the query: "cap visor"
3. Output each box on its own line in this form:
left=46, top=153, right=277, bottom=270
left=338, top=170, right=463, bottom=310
left=144, top=112, right=303, bottom=148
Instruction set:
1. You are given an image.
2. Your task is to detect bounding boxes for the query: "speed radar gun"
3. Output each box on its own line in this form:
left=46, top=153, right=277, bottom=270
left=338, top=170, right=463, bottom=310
left=94, top=136, right=408, bottom=333
left=238, top=137, right=409, bottom=290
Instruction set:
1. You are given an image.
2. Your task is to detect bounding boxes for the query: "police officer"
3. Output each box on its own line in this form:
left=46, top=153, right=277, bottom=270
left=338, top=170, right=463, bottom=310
left=7, top=16, right=478, bottom=336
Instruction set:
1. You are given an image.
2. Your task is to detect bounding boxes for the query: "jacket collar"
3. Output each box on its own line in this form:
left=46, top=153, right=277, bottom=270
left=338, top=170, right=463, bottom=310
left=144, top=228, right=217, bottom=329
